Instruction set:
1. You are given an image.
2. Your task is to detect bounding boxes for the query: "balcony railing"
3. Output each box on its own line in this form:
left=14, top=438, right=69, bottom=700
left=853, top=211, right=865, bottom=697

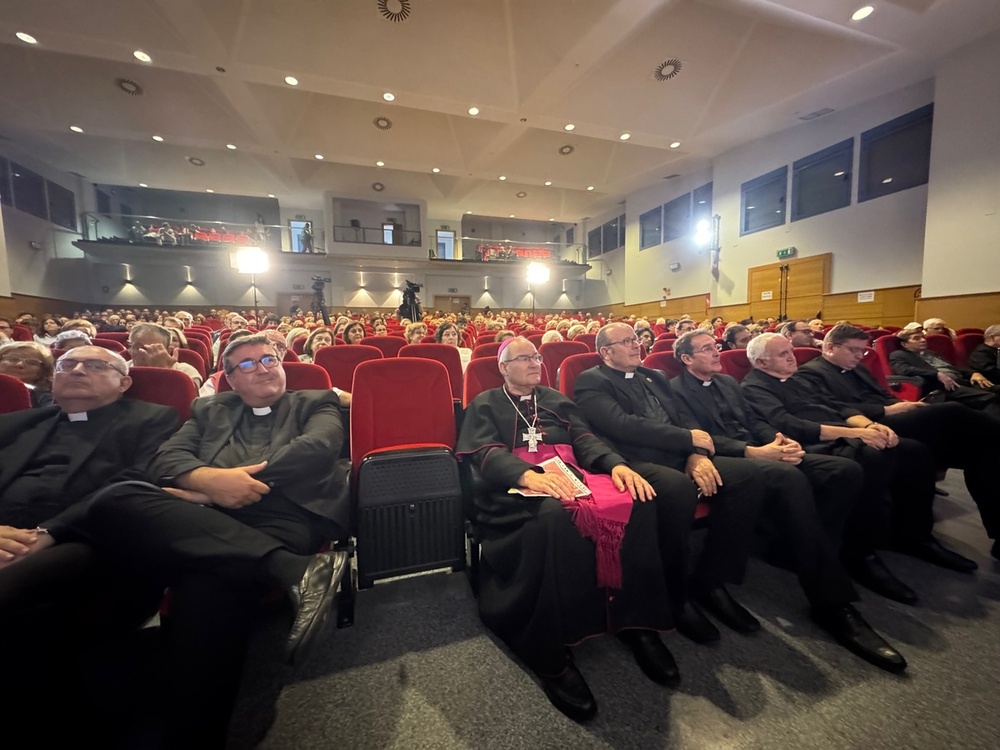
left=460, top=236, right=586, bottom=264
left=332, top=224, right=422, bottom=246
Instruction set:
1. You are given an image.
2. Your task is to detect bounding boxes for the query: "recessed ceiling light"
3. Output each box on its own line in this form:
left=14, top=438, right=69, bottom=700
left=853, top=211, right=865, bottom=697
left=284, top=75, right=299, bottom=86
left=498, top=175, right=506, bottom=181
left=549, top=218, right=555, bottom=222
left=468, top=107, right=479, bottom=116
left=226, top=143, right=236, bottom=150
left=267, top=194, right=275, bottom=198
left=587, top=185, right=595, bottom=191
left=509, top=214, right=515, bottom=218
left=747, top=205, right=756, bottom=210
left=882, top=177, right=893, bottom=183
left=619, top=133, right=630, bottom=141
left=133, top=50, right=152, bottom=63
left=466, top=210, right=472, bottom=214
left=544, top=180, right=552, bottom=186
left=670, top=141, right=681, bottom=148
left=15, top=32, right=37, bottom=45
left=564, top=124, right=575, bottom=131
left=314, top=154, right=324, bottom=160
left=69, top=125, right=83, bottom=133
left=152, top=135, right=164, bottom=142
left=382, top=92, right=395, bottom=102
left=376, top=160, right=385, bottom=167
left=206, top=189, right=214, bottom=193
left=431, top=167, right=440, bottom=173
left=834, top=171, right=846, bottom=177
left=851, top=6, right=874, bottom=21
left=138, top=183, right=148, bottom=188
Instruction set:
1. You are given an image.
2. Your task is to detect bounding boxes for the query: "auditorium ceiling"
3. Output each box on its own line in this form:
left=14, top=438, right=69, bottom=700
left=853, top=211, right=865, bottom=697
left=0, top=0, right=996, bottom=221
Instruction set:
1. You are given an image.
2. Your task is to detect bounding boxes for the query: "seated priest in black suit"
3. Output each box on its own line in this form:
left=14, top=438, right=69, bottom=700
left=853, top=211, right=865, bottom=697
left=668, top=329, right=906, bottom=674
left=574, top=322, right=766, bottom=645
left=0, top=345, right=179, bottom=740
left=457, top=337, right=687, bottom=722
left=966, top=324, right=1000, bottom=386
left=796, top=324, right=1000, bottom=563
left=740, top=333, right=967, bottom=604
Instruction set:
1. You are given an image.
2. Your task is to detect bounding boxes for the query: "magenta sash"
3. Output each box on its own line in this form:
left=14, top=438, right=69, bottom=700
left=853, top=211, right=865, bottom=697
left=513, top=443, right=633, bottom=588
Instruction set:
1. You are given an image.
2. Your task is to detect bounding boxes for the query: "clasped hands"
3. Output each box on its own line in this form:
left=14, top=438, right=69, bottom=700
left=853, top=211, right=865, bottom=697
left=518, top=464, right=656, bottom=502
left=164, top=461, right=270, bottom=508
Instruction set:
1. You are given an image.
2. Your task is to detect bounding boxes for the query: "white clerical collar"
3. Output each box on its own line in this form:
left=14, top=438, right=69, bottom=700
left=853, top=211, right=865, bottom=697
left=779, top=377, right=789, bottom=383
left=252, top=406, right=272, bottom=416
left=67, top=412, right=88, bottom=422
left=624, top=371, right=635, bottom=379
left=519, top=394, right=533, bottom=401
left=701, top=379, right=712, bottom=387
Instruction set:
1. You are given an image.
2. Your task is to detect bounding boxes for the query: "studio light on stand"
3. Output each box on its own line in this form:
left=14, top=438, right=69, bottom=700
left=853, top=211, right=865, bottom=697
left=694, top=215, right=722, bottom=280
left=526, top=262, right=550, bottom=318
left=235, top=247, right=269, bottom=319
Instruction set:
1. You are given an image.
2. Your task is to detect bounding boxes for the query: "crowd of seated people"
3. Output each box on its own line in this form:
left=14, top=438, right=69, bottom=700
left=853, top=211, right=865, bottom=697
left=1, top=299, right=997, bottom=741
left=92, top=220, right=258, bottom=247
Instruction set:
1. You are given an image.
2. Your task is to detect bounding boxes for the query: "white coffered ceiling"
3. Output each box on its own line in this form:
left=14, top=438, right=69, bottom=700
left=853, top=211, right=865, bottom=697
left=0, top=0, right=996, bottom=221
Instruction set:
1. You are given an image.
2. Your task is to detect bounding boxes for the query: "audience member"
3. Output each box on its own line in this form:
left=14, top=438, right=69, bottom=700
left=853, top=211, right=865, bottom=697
left=299, top=327, right=334, bottom=363
left=722, top=324, right=751, bottom=350
left=780, top=319, right=822, bottom=348
left=405, top=322, right=428, bottom=344
left=0, top=341, right=55, bottom=407
left=966, top=324, right=1000, bottom=385
left=34, top=315, right=61, bottom=346
left=435, top=322, right=472, bottom=371
left=342, top=321, right=366, bottom=344
left=53, top=329, right=91, bottom=350
left=127, top=322, right=203, bottom=389
left=922, top=317, right=955, bottom=338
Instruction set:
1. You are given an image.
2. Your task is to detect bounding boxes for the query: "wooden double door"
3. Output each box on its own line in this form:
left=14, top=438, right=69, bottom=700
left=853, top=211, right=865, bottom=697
left=748, top=253, right=831, bottom=322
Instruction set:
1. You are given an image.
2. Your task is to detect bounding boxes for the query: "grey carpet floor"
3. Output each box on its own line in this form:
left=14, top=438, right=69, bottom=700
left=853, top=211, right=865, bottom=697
left=230, top=470, right=1000, bottom=749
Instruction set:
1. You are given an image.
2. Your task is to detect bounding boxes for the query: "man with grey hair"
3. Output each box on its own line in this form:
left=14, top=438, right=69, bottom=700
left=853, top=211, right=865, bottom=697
left=576, top=322, right=765, bottom=645
left=128, top=321, right=203, bottom=388
left=967, top=324, right=1000, bottom=386
left=174, top=310, right=193, bottom=328
left=670, top=329, right=906, bottom=673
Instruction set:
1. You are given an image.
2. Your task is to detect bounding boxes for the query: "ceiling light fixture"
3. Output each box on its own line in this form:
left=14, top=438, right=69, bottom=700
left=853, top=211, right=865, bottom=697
left=432, top=167, right=440, bottom=173
left=466, top=210, right=472, bottom=214
left=564, top=124, right=575, bottom=131
left=372, top=182, right=385, bottom=192
left=587, top=186, right=595, bottom=191
left=669, top=141, right=681, bottom=148
left=133, top=50, right=152, bottom=63
left=382, top=92, right=395, bottom=102
left=284, top=75, right=299, bottom=86
left=468, top=107, right=479, bottom=116
left=267, top=194, right=275, bottom=198
left=69, top=125, right=83, bottom=133
left=834, top=171, right=846, bottom=177
left=498, top=175, right=506, bottom=181
left=226, top=143, right=236, bottom=150
left=376, top=160, right=385, bottom=167
left=882, top=177, right=893, bottom=183
left=152, top=135, right=164, bottom=142
left=139, top=183, right=148, bottom=188
left=549, top=218, right=555, bottom=222
left=15, top=32, right=37, bottom=45
left=206, top=189, right=214, bottom=193
left=509, top=214, right=515, bottom=218
left=619, top=133, right=630, bottom=141
left=544, top=180, right=552, bottom=186
left=851, top=6, right=874, bottom=21
left=315, top=154, right=324, bottom=160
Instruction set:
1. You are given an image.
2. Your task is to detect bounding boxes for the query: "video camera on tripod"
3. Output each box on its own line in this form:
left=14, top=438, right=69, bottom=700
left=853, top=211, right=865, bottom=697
left=398, top=279, right=423, bottom=321
left=310, top=275, right=332, bottom=325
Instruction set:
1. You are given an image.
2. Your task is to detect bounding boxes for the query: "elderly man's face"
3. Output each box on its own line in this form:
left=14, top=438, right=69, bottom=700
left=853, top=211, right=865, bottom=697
left=224, top=343, right=285, bottom=407
left=675, top=320, right=696, bottom=335
left=682, top=333, right=723, bottom=378
left=499, top=339, right=543, bottom=391
left=53, top=346, right=131, bottom=409
left=925, top=321, right=949, bottom=335
left=599, top=324, right=642, bottom=373
left=758, top=337, right=798, bottom=379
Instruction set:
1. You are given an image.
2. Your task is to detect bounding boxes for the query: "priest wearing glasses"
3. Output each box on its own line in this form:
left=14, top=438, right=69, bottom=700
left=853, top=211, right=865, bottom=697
left=457, top=336, right=694, bottom=722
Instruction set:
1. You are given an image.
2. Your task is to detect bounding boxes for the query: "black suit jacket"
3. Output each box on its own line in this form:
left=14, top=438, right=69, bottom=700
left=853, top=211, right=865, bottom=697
left=795, top=356, right=898, bottom=420
left=967, top=343, right=1000, bottom=382
left=888, top=349, right=971, bottom=394
left=150, top=390, right=350, bottom=530
left=573, top=364, right=700, bottom=470
left=670, top=370, right=777, bottom=456
left=0, top=399, right=178, bottom=534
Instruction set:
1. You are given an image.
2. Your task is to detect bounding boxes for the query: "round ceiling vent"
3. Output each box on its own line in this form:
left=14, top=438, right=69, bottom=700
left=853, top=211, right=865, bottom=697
left=516, top=191, right=527, bottom=198
left=653, top=58, right=683, bottom=82
left=377, top=0, right=411, bottom=22
left=558, top=144, right=575, bottom=156
left=116, top=78, right=144, bottom=96
left=187, top=157, right=206, bottom=167
left=373, top=116, right=392, bottom=130
left=372, top=182, right=385, bottom=192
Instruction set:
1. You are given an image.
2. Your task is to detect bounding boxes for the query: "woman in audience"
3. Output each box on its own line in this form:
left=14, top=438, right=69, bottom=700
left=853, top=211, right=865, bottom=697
left=342, top=322, right=366, bottom=345
left=566, top=324, right=586, bottom=340
left=34, top=315, right=61, bottom=346
left=372, top=318, right=388, bottom=336
left=299, top=327, right=334, bottom=363
left=710, top=315, right=726, bottom=337
left=330, top=316, right=351, bottom=340
left=285, top=327, right=308, bottom=350
left=434, top=321, right=472, bottom=371
left=53, top=330, right=92, bottom=351
left=494, top=329, right=515, bottom=344
left=405, top=322, right=427, bottom=344
left=540, top=330, right=563, bottom=344
left=0, top=340, right=55, bottom=407
left=635, top=327, right=655, bottom=351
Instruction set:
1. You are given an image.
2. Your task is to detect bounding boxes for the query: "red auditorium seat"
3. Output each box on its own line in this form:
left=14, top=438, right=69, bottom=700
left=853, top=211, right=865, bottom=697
left=651, top=339, right=677, bottom=354
left=282, top=349, right=300, bottom=362
left=955, top=328, right=984, bottom=336
left=643, top=351, right=685, bottom=379
left=573, top=333, right=597, bottom=352
left=291, top=337, right=307, bottom=356
left=472, top=342, right=502, bottom=360
left=463, top=358, right=505, bottom=407
left=11, top=325, right=32, bottom=342
left=175, top=348, right=207, bottom=380
left=539, top=340, right=589, bottom=389
left=924, top=333, right=956, bottom=365
left=656, top=333, right=677, bottom=342
left=526, top=333, right=544, bottom=348
left=858, top=347, right=921, bottom=401
left=91, top=338, right=127, bottom=354
left=186, top=338, right=213, bottom=371
left=420, top=335, right=437, bottom=344
left=313, top=345, right=383, bottom=391
left=953, top=333, right=983, bottom=368
left=98, top=331, right=130, bottom=344
left=124, top=366, right=197, bottom=423
left=557, top=352, right=602, bottom=398
left=719, top=349, right=752, bottom=382
left=399, top=343, right=464, bottom=401
left=792, top=347, right=822, bottom=367
left=361, top=335, right=406, bottom=358
left=0, top=373, right=31, bottom=413
left=866, top=329, right=892, bottom=342
left=350, top=358, right=465, bottom=588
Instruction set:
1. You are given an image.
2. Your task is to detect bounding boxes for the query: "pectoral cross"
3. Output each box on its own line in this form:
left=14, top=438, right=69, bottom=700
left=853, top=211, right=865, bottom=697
left=522, top=425, right=542, bottom=453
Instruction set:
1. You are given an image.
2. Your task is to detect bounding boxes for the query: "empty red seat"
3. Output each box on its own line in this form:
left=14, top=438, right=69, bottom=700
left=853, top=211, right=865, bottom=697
left=924, top=333, right=956, bottom=365
left=463, top=357, right=505, bottom=407
left=953, top=333, right=983, bottom=368
left=573, top=333, right=597, bottom=352
left=557, top=352, right=602, bottom=398
left=399, top=343, right=463, bottom=401
left=539, top=341, right=589, bottom=389
left=98, top=331, right=130, bottom=344
left=858, top=347, right=921, bottom=401
left=313, top=345, right=383, bottom=391
left=643, top=351, right=685, bottom=379
left=91, top=338, right=127, bottom=354
left=792, top=347, right=821, bottom=367
left=472, top=342, right=502, bottom=360
left=719, top=349, right=752, bottom=382
left=651, top=339, right=677, bottom=354
left=124, top=366, right=198, bottom=423
left=361, top=335, right=406, bottom=358
left=175, top=348, right=207, bottom=380
left=0, top=373, right=31, bottom=413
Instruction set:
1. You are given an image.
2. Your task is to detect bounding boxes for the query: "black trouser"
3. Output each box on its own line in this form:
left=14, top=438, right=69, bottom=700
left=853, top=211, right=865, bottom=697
left=882, top=402, right=1000, bottom=538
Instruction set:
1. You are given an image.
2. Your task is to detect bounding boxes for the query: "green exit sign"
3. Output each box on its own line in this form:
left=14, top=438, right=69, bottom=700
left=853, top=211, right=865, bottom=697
left=776, top=246, right=797, bottom=260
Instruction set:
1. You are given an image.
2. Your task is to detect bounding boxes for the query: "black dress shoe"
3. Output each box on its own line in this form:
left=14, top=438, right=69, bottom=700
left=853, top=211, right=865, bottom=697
left=618, top=630, right=680, bottom=687
left=537, top=659, right=597, bottom=722
left=694, top=586, right=760, bottom=634
left=811, top=604, right=907, bottom=673
left=287, top=550, right=348, bottom=665
left=676, top=603, right=720, bottom=644
left=847, top=553, right=918, bottom=605
left=896, top=537, right=978, bottom=573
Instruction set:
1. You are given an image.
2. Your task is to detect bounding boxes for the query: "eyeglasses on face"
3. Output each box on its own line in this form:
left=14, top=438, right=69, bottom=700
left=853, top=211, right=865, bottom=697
left=505, top=354, right=543, bottom=365
left=607, top=336, right=639, bottom=348
left=54, top=358, right=126, bottom=375
left=228, top=354, right=281, bottom=374
left=835, top=344, right=869, bottom=356
left=1, top=355, right=44, bottom=367
left=692, top=343, right=723, bottom=354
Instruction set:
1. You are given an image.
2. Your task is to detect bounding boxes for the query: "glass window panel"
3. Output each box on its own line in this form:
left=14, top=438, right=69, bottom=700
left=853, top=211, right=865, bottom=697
left=859, top=104, right=933, bottom=202
left=741, top=166, right=787, bottom=235
left=792, top=139, right=853, bottom=221
left=618, top=214, right=626, bottom=248
left=0, top=158, right=10, bottom=206
left=602, top=217, right=618, bottom=252
left=662, top=193, right=690, bottom=243
left=96, top=189, right=111, bottom=215
left=587, top=226, right=602, bottom=257
left=46, top=180, right=76, bottom=230
left=639, top=206, right=662, bottom=250
left=11, top=163, right=47, bottom=220
left=692, top=182, right=712, bottom=224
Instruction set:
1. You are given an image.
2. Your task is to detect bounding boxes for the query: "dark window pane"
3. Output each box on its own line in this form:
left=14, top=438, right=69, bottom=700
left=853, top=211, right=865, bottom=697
left=120, top=203, right=133, bottom=220
left=618, top=214, right=626, bottom=248
left=639, top=206, right=661, bottom=250
left=46, top=180, right=76, bottom=230
left=602, top=217, right=618, bottom=252
left=11, top=162, right=47, bottom=220
left=0, top=158, right=10, bottom=206
left=792, top=139, right=853, bottom=221
left=96, top=189, right=111, bottom=215
left=587, top=227, right=602, bottom=257
left=693, top=182, right=713, bottom=224
left=662, top=193, right=690, bottom=243
left=859, top=104, right=933, bottom=202
left=741, top=166, right=787, bottom=235
left=566, top=226, right=574, bottom=246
